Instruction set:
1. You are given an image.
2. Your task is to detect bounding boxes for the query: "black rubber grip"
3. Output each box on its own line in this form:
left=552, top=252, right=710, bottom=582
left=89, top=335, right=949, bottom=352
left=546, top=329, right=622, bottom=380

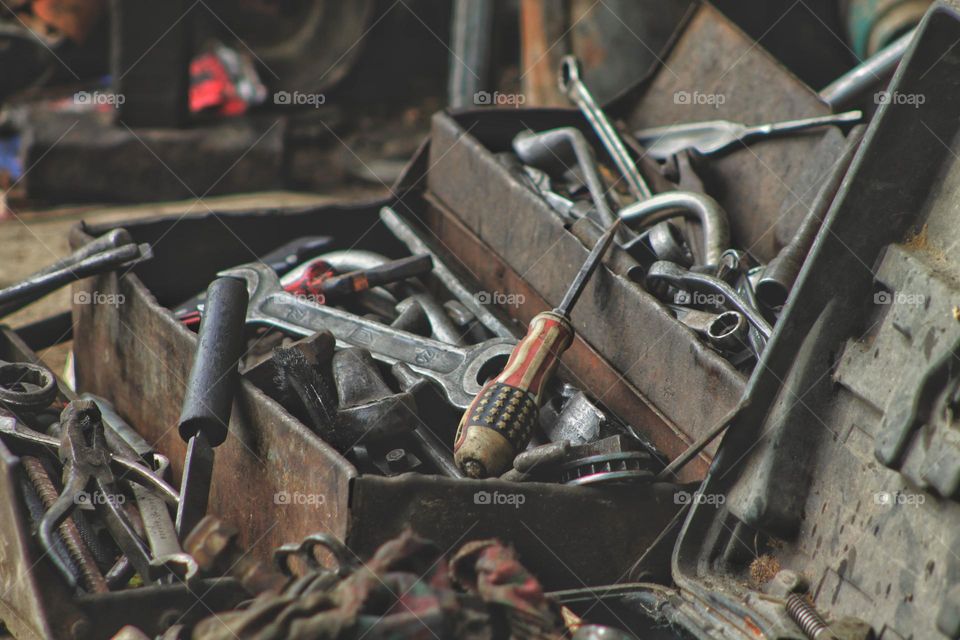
left=177, top=277, right=248, bottom=446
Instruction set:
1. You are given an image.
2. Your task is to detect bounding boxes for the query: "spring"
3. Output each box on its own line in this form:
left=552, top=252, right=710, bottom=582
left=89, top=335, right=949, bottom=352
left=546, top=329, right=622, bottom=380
left=785, top=593, right=831, bottom=639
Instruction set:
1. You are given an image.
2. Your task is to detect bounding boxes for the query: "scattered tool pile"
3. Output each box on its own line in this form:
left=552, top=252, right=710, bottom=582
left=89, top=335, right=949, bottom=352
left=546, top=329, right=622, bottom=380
left=4, top=2, right=960, bottom=638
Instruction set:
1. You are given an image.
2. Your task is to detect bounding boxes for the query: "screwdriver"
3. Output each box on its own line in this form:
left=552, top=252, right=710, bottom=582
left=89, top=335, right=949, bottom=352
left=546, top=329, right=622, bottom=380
left=453, top=219, right=621, bottom=478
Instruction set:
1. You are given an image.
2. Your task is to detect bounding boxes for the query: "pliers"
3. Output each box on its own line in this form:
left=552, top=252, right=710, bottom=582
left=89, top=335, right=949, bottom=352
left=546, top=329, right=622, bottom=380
left=39, top=400, right=154, bottom=589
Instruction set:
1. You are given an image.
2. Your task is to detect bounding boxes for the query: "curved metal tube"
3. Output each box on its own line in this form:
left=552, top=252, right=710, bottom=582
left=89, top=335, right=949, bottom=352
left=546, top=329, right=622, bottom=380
left=618, top=191, right=730, bottom=267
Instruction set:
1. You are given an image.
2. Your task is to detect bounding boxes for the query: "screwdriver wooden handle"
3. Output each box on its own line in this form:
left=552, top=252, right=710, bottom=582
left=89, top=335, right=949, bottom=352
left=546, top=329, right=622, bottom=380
left=454, top=311, right=574, bottom=478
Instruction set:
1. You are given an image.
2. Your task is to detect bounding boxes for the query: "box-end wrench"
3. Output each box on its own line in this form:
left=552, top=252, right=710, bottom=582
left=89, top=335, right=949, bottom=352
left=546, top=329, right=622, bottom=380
left=558, top=55, right=652, bottom=201
left=220, top=262, right=516, bottom=410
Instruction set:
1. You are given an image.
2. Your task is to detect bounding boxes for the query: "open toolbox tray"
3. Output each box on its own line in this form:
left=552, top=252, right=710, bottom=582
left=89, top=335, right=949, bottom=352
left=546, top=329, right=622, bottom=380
left=664, top=3, right=960, bottom=638
left=66, top=182, right=685, bottom=601
left=426, top=1, right=856, bottom=476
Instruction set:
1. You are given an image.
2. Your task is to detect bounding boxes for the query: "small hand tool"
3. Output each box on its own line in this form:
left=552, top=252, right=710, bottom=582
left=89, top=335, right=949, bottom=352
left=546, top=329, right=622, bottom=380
left=633, top=110, right=863, bottom=160
left=174, top=236, right=333, bottom=327
left=513, top=127, right=619, bottom=230
left=0, top=241, right=152, bottom=320
left=0, top=359, right=58, bottom=412
left=85, top=394, right=197, bottom=581
left=453, top=219, right=620, bottom=478
left=174, top=277, right=248, bottom=539
left=286, top=254, right=433, bottom=301
left=0, top=229, right=136, bottom=318
left=618, top=191, right=730, bottom=268
left=40, top=400, right=154, bottom=589
left=220, top=262, right=516, bottom=409
left=379, top=206, right=515, bottom=339
left=559, top=55, right=652, bottom=200
left=645, top=261, right=773, bottom=341
left=0, top=415, right=179, bottom=503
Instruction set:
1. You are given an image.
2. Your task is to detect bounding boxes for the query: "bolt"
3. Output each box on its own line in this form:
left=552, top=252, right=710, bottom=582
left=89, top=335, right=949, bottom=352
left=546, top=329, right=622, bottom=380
left=183, top=515, right=287, bottom=595
left=385, top=448, right=408, bottom=472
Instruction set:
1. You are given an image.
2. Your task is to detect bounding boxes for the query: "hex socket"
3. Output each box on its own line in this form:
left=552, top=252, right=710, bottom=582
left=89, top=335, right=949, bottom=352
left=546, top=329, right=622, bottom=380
left=177, top=277, right=249, bottom=447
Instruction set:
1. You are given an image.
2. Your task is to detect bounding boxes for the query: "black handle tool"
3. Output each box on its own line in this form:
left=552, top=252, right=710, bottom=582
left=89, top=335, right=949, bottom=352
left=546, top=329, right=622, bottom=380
left=175, top=277, right=248, bottom=539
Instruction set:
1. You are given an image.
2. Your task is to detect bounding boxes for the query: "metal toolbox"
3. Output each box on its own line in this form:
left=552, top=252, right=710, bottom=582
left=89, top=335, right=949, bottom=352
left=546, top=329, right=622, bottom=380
left=425, top=1, right=853, bottom=476
left=0, top=327, right=249, bottom=640
left=67, top=182, right=685, bottom=598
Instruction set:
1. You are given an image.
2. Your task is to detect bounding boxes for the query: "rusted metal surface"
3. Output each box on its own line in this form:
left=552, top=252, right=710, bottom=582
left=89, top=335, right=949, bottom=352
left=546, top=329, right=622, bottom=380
left=426, top=111, right=745, bottom=469
left=620, top=3, right=845, bottom=262
left=568, top=0, right=694, bottom=105
left=670, top=6, right=960, bottom=637
left=348, top=474, right=686, bottom=590
left=520, top=0, right=570, bottom=106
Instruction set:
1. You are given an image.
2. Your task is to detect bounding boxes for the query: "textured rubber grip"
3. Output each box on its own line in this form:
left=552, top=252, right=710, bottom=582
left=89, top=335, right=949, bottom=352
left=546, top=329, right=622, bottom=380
left=454, top=312, right=574, bottom=477
left=458, top=382, right=539, bottom=452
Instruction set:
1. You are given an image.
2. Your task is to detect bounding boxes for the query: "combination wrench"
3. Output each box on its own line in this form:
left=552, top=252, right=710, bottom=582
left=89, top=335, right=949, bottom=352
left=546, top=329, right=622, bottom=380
left=220, top=262, right=516, bottom=409
left=558, top=55, right=652, bottom=201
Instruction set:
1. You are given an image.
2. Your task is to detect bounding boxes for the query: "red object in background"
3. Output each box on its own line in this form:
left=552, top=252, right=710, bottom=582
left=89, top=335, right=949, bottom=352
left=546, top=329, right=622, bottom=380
left=179, top=259, right=334, bottom=329
left=190, top=52, right=248, bottom=116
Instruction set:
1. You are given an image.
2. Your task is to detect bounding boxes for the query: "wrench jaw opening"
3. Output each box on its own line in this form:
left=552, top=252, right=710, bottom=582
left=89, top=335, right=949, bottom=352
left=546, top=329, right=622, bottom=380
left=149, top=552, right=199, bottom=582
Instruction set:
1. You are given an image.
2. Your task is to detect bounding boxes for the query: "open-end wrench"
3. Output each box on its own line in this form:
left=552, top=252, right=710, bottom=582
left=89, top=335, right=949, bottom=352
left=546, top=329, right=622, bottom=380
left=133, top=455, right=198, bottom=581
left=220, top=262, right=516, bottom=409
left=558, top=55, right=652, bottom=201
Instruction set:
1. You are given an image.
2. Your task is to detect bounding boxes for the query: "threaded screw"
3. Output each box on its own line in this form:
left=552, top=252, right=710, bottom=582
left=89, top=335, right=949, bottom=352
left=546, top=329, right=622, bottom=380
left=786, top=593, right=835, bottom=639
left=22, top=456, right=108, bottom=593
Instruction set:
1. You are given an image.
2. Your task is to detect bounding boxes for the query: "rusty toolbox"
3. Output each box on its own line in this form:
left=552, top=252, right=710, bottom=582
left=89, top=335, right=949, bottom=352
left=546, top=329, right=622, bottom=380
left=425, top=1, right=858, bottom=474
left=66, top=183, right=686, bottom=600
left=3, top=0, right=951, bottom=637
